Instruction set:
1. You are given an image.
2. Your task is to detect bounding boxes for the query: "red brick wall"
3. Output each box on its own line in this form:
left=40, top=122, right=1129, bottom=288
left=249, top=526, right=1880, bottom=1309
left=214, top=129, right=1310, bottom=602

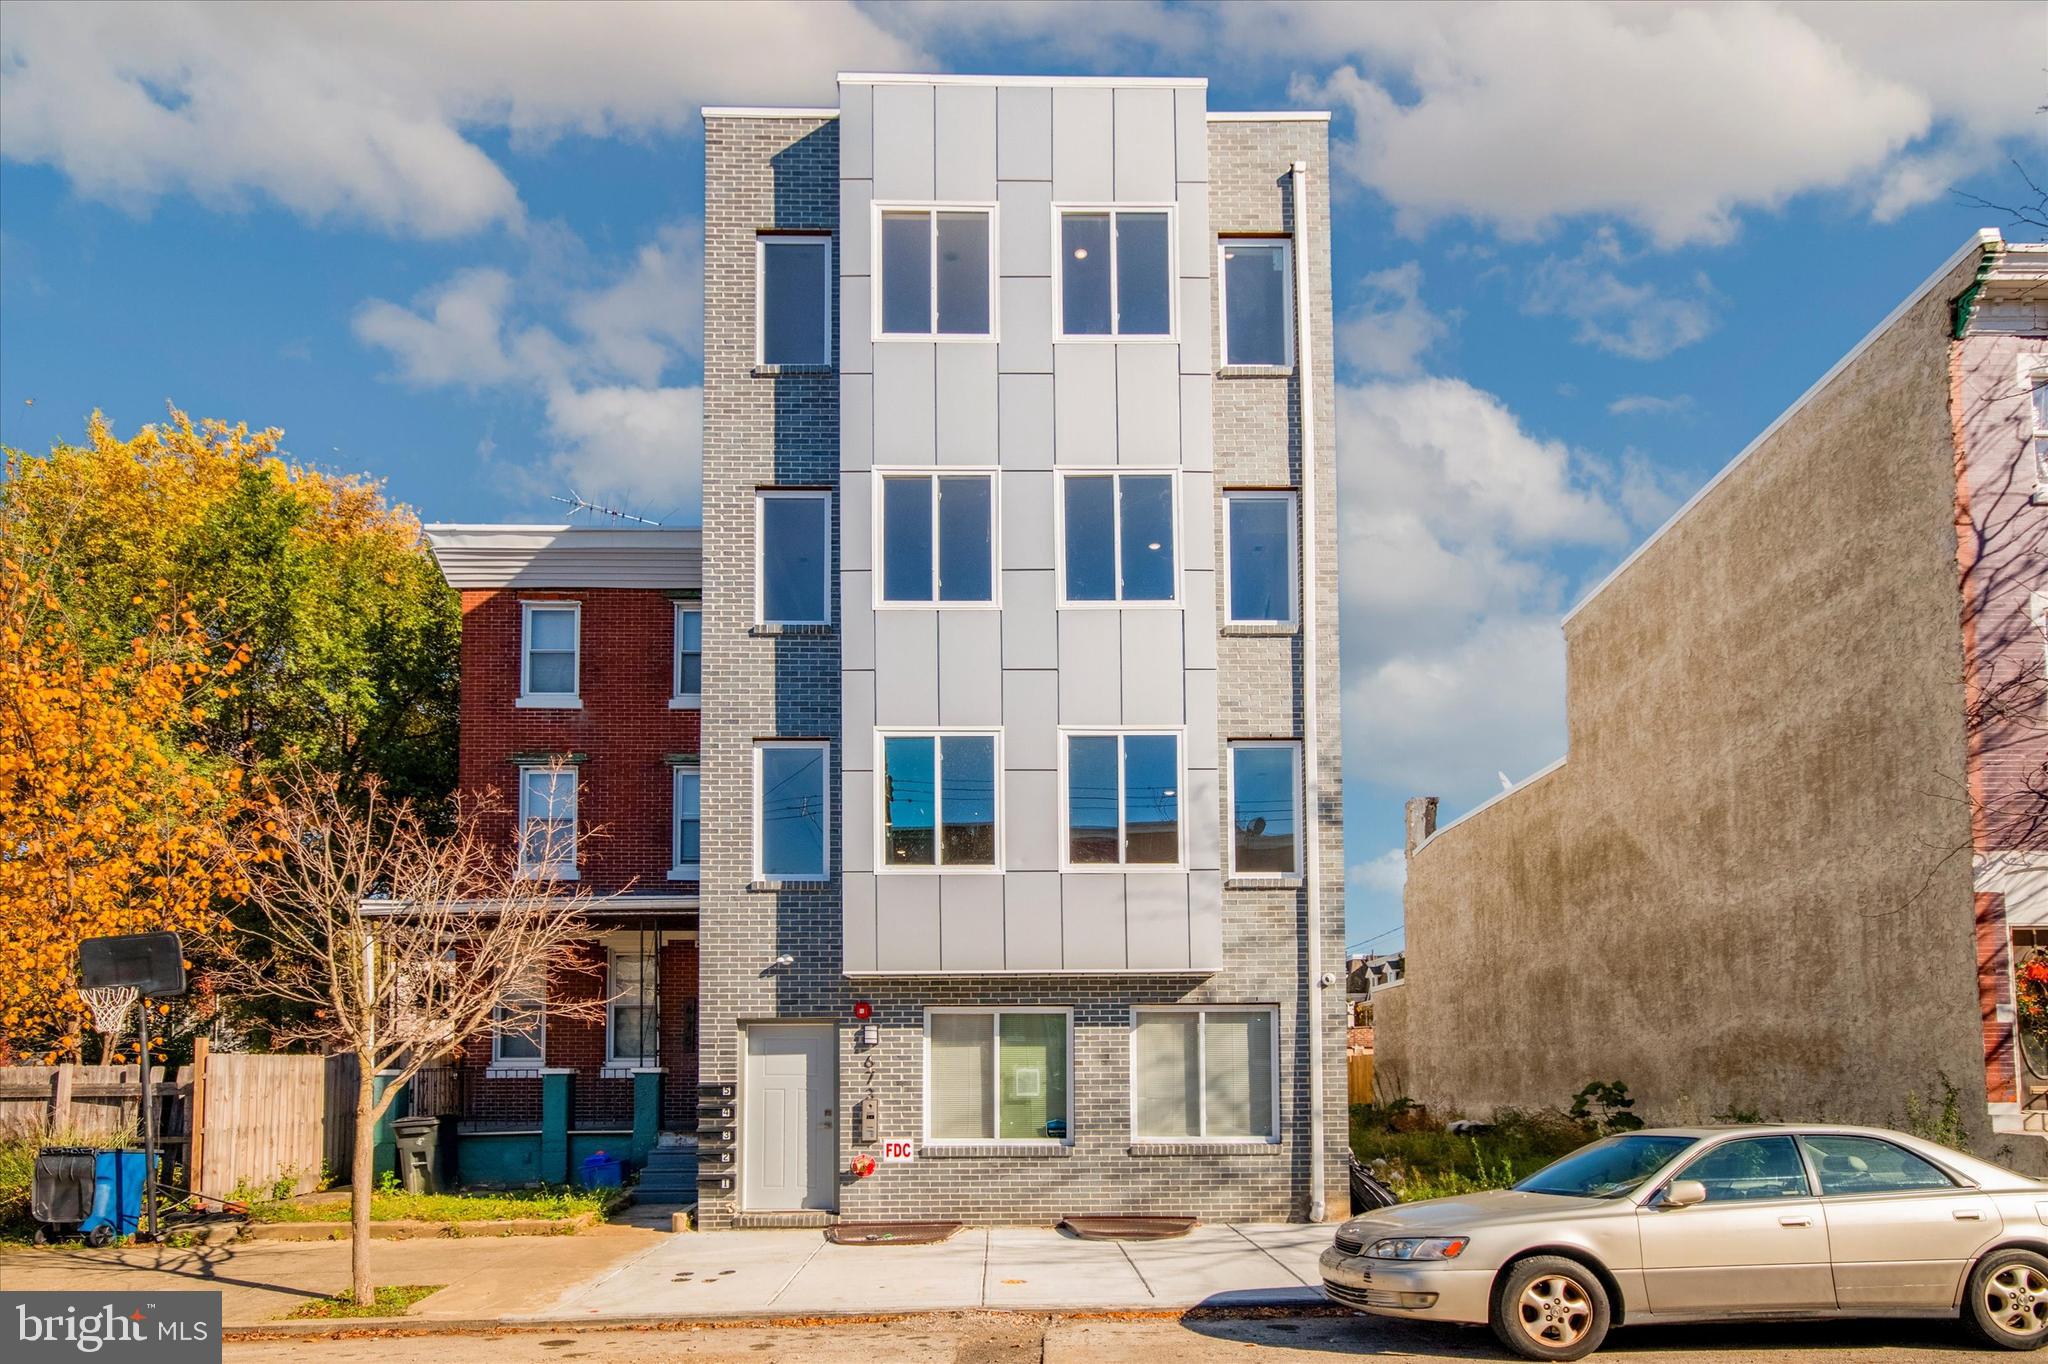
left=457, top=587, right=699, bottom=893
left=1980, top=891, right=2017, bottom=1104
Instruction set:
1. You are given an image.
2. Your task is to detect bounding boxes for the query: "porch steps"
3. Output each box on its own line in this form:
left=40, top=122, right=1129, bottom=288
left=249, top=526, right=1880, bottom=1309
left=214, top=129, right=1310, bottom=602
left=633, top=1141, right=700, bottom=1201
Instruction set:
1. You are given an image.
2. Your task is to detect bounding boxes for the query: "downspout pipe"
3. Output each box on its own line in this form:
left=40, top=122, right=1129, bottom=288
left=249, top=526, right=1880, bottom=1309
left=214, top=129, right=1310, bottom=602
left=1291, top=158, right=1329, bottom=1223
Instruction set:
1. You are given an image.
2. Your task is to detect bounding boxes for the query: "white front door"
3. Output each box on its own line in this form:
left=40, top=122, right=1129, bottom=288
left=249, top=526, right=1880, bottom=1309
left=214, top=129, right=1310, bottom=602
left=743, top=1023, right=836, bottom=1211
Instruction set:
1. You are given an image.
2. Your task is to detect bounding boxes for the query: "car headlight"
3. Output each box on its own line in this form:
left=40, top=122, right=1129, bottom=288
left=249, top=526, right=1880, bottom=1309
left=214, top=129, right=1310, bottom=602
left=1366, top=1236, right=1469, bottom=1261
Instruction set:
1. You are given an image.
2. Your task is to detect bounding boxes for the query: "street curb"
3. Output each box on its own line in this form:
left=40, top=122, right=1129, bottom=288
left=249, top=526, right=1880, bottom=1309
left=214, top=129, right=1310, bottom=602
left=225, top=1299, right=1341, bottom=1340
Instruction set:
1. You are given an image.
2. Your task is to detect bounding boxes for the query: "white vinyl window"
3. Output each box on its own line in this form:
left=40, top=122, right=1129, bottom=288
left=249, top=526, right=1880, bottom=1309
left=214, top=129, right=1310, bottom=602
left=754, top=740, right=830, bottom=882
left=1056, top=206, right=1175, bottom=338
left=491, top=973, right=545, bottom=1069
left=519, top=602, right=581, bottom=706
left=671, top=605, right=701, bottom=707
left=1218, top=238, right=1294, bottom=368
left=877, top=731, right=1000, bottom=871
left=2025, top=356, right=2048, bottom=495
left=606, top=945, right=659, bottom=1068
left=1061, top=730, right=1183, bottom=869
left=756, top=490, right=831, bottom=626
left=1229, top=741, right=1302, bottom=878
left=875, top=204, right=996, bottom=339
left=670, top=768, right=700, bottom=880
left=925, top=1009, right=1070, bottom=1144
left=756, top=233, right=832, bottom=367
left=517, top=766, right=578, bottom=880
left=1132, top=1007, right=1278, bottom=1142
left=1057, top=471, right=1178, bottom=605
left=876, top=470, right=997, bottom=606
left=1223, top=490, right=1298, bottom=626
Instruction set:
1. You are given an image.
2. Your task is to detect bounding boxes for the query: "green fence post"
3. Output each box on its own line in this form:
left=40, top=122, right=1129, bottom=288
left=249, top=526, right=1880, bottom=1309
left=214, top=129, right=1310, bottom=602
left=631, top=1069, right=663, bottom=1168
left=539, top=1069, right=571, bottom=1184
left=370, top=1071, right=406, bottom=1183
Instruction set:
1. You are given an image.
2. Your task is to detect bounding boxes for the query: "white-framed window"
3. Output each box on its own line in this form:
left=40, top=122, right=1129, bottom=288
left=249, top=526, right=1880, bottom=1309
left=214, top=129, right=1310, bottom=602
left=491, top=972, right=546, bottom=1070
left=875, top=469, right=998, bottom=607
left=517, top=766, right=578, bottom=880
left=606, top=944, right=659, bottom=1069
left=1060, top=729, right=1183, bottom=869
left=1132, top=1006, right=1279, bottom=1141
left=925, top=1008, right=1071, bottom=1144
left=1055, top=205, right=1175, bottom=339
left=878, top=730, right=1000, bottom=871
left=1228, top=740, right=1302, bottom=879
left=753, top=740, right=830, bottom=882
left=670, top=768, right=701, bottom=880
left=756, top=232, right=832, bottom=367
left=2023, top=355, right=2048, bottom=494
left=1218, top=238, right=1294, bottom=368
left=518, top=601, right=581, bottom=707
left=1056, top=470, right=1178, bottom=606
left=755, top=490, right=831, bottom=626
left=874, top=203, right=997, bottom=339
left=671, top=604, right=702, bottom=707
left=1223, top=490, right=1298, bottom=626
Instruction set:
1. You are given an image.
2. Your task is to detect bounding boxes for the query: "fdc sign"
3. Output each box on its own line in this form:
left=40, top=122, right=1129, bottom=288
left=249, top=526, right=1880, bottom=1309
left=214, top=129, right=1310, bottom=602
left=881, top=1139, right=915, bottom=1163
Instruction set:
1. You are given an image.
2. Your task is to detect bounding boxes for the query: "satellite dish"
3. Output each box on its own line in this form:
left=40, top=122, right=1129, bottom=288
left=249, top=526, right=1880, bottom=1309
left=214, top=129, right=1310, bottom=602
left=1247, top=817, right=1267, bottom=837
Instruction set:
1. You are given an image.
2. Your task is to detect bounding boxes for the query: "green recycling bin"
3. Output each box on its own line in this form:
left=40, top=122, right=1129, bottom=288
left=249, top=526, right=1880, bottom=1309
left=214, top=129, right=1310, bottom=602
left=392, top=1116, right=442, bottom=1195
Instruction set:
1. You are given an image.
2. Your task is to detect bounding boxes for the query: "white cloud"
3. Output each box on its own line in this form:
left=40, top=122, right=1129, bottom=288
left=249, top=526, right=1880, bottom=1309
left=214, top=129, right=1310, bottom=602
left=540, top=385, right=702, bottom=513
left=1337, top=262, right=1450, bottom=378
left=566, top=222, right=704, bottom=385
left=1607, top=394, right=1695, bottom=417
left=1522, top=231, right=1717, bottom=360
left=0, top=1, right=918, bottom=237
left=1348, top=848, right=1408, bottom=896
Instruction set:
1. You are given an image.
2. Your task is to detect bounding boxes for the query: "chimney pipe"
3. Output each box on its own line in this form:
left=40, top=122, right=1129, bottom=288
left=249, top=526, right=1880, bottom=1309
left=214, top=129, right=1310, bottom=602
left=1404, top=797, right=1439, bottom=855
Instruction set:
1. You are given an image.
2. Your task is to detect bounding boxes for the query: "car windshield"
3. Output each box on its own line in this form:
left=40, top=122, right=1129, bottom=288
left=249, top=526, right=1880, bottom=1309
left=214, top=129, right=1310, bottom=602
left=1514, top=1135, right=1700, bottom=1199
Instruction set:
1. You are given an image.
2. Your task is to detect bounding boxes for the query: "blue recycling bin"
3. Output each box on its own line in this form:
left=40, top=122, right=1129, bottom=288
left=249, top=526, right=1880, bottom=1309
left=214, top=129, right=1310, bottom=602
left=81, top=1150, right=148, bottom=1240
left=578, top=1151, right=622, bottom=1189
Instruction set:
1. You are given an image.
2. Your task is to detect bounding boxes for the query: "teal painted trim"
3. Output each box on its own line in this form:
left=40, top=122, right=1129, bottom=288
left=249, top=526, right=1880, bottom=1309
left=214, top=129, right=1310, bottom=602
left=631, top=1072, right=662, bottom=1167
left=454, top=1132, right=541, bottom=1186
left=370, top=1073, right=407, bottom=1181
left=539, top=1072, right=571, bottom=1183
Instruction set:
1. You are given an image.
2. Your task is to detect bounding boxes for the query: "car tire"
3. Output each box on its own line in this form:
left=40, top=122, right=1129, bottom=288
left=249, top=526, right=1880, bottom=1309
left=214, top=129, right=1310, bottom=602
left=1489, top=1255, right=1612, bottom=1362
left=1967, top=1248, right=2048, bottom=1351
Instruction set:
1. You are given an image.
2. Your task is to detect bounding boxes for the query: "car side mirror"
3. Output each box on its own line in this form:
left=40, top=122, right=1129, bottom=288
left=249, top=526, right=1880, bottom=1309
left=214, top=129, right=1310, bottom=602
left=1662, top=1180, right=1707, bottom=1209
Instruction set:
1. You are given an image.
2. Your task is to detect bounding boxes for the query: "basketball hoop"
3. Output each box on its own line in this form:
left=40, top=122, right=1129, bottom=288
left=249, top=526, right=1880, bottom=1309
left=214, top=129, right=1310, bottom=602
left=80, top=985, right=139, bottom=1041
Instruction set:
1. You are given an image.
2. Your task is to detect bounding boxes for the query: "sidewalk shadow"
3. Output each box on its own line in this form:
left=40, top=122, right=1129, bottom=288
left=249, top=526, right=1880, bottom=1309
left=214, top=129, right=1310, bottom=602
left=1177, top=1310, right=1984, bottom=1357
left=32, top=1242, right=327, bottom=1304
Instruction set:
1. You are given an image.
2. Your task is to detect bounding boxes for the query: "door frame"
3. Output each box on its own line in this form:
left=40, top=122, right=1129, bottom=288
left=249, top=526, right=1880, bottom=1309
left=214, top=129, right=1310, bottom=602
left=740, top=1019, right=839, bottom=1212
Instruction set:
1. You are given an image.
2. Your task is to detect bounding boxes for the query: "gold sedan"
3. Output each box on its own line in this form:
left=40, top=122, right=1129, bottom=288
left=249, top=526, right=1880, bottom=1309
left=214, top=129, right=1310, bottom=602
left=1322, top=1124, right=2048, bottom=1360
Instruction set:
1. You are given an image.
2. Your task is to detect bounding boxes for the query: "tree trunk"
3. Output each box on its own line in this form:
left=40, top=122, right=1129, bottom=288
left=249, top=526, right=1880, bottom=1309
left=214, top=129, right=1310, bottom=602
left=350, top=1058, right=375, bottom=1307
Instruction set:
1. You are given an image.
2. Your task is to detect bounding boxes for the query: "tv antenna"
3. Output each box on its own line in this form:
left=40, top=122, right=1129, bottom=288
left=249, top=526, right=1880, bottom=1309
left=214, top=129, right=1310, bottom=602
left=548, top=490, right=661, bottom=527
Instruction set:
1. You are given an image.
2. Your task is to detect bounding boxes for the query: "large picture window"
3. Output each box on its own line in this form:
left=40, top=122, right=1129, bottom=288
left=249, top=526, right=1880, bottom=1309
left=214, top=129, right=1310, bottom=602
left=927, top=1009, right=1069, bottom=1143
left=1057, top=207, right=1173, bottom=338
left=1063, top=731, right=1181, bottom=868
left=1229, top=741, right=1301, bottom=878
left=756, top=490, right=831, bottom=626
left=1219, top=238, right=1293, bottom=368
left=880, top=732, right=998, bottom=869
left=756, top=233, right=831, bottom=367
left=519, top=602, right=580, bottom=705
left=1223, top=490, right=1297, bottom=625
left=754, top=740, right=829, bottom=881
left=606, top=945, right=659, bottom=1068
left=877, top=206, right=994, bottom=338
left=1059, top=472, right=1176, bottom=604
left=517, top=766, right=577, bottom=879
left=670, top=768, right=700, bottom=880
left=878, top=471, right=996, bottom=605
left=1133, top=1008, right=1277, bottom=1141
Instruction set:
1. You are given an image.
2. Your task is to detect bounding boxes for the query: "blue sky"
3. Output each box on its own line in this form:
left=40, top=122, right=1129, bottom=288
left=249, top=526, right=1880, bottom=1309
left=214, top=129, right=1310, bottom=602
left=2, top=2, right=2042, bottom=954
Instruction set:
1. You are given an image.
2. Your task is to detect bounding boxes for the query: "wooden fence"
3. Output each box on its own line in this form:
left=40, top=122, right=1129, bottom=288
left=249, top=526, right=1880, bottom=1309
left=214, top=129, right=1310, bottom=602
left=1348, top=1052, right=1375, bottom=1106
left=0, top=1046, right=358, bottom=1199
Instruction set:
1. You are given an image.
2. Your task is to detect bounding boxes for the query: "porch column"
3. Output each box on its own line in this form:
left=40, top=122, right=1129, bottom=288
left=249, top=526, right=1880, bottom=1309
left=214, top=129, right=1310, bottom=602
left=538, top=1068, right=573, bottom=1183
left=631, top=1068, right=664, bottom=1167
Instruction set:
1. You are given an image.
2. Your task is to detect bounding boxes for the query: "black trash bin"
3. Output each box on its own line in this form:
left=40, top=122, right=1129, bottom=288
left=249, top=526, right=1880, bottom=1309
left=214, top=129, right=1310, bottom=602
left=392, top=1116, right=442, bottom=1195
left=31, top=1147, right=98, bottom=1243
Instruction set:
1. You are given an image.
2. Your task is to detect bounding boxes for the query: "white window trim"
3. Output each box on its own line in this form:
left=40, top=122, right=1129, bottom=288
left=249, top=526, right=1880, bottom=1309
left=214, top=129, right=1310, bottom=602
left=754, top=232, right=834, bottom=368
left=1052, top=469, right=1182, bottom=608
left=752, top=739, right=832, bottom=882
left=1227, top=739, right=1304, bottom=880
left=922, top=1006, right=1074, bottom=1147
left=874, top=728, right=1005, bottom=874
left=1051, top=203, right=1179, bottom=342
left=2021, top=355, right=2048, bottom=496
left=1128, top=1004, right=1282, bottom=1144
left=517, top=600, right=582, bottom=708
left=870, top=467, right=1003, bottom=610
left=1057, top=727, right=1187, bottom=872
left=490, top=985, right=546, bottom=1071
left=669, top=767, right=701, bottom=881
left=670, top=604, right=702, bottom=709
left=1221, top=489, right=1299, bottom=627
left=516, top=765, right=579, bottom=881
left=754, top=490, right=833, bottom=627
left=604, top=945, right=659, bottom=1071
left=1216, top=237, right=1295, bottom=370
left=870, top=202, right=1001, bottom=342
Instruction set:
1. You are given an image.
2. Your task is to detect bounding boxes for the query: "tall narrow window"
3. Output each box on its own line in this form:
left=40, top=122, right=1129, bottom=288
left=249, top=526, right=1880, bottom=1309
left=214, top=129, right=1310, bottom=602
left=756, top=491, right=830, bottom=626
left=1060, top=472, right=1176, bottom=604
left=1223, top=491, right=1297, bottom=625
left=880, top=733, right=998, bottom=869
left=1229, top=741, right=1301, bottom=878
left=1057, top=208, right=1173, bottom=337
left=2027, top=358, right=2048, bottom=492
left=607, top=946, right=659, bottom=1067
left=520, top=602, right=580, bottom=704
left=492, top=973, right=545, bottom=1068
left=518, top=766, right=577, bottom=879
left=927, top=1010, right=1070, bottom=1143
left=1064, top=732, right=1181, bottom=868
left=877, top=206, right=994, bottom=338
left=878, top=471, right=995, bottom=605
left=672, top=605, right=702, bottom=705
left=1133, top=1008, right=1277, bottom=1141
left=1219, top=238, right=1293, bottom=368
left=670, top=768, right=700, bottom=879
left=755, top=740, right=829, bottom=881
left=756, top=234, right=831, bottom=367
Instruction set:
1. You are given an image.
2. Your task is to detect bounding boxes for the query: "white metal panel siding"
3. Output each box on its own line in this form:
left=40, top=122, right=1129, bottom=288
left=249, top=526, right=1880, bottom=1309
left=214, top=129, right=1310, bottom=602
left=941, top=875, right=1005, bottom=970
left=996, top=85, right=1052, bottom=181
left=1113, top=87, right=1176, bottom=201
left=935, top=85, right=997, bottom=201
left=871, top=83, right=935, bottom=200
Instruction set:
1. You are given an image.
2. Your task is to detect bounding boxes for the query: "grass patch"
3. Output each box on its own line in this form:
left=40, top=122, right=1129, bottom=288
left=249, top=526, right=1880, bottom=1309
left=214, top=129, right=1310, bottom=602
left=286, top=1284, right=442, bottom=1319
left=1352, top=1103, right=1598, bottom=1202
left=248, top=1186, right=611, bottom=1224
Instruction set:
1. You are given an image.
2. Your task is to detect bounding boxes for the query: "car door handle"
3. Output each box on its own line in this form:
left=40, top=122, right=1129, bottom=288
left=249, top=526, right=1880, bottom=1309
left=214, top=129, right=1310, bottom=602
left=1779, top=1216, right=1813, bottom=1227
left=1954, top=1209, right=1984, bottom=1221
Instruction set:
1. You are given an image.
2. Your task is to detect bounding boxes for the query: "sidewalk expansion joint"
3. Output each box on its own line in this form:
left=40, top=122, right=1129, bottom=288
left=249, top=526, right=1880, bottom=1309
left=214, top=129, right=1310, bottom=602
left=1115, top=1241, right=1155, bottom=1299
left=765, top=1235, right=827, bottom=1306
left=1228, top=1223, right=1313, bottom=1288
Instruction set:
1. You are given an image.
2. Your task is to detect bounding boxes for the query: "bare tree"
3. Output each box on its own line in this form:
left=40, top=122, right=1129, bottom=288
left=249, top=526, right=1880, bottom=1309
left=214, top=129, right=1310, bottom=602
left=218, top=767, right=605, bottom=1307
left=1953, top=157, right=2048, bottom=237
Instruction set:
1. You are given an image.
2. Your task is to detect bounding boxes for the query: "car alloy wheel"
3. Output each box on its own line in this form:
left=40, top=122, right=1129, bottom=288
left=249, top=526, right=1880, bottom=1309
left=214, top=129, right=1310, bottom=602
left=1518, top=1273, right=1593, bottom=1350
left=1492, top=1255, right=1611, bottom=1362
left=1987, top=1262, right=2048, bottom=1338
